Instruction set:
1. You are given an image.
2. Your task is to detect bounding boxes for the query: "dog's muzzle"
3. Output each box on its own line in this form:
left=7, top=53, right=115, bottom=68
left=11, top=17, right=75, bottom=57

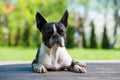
left=49, top=34, right=63, bottom=47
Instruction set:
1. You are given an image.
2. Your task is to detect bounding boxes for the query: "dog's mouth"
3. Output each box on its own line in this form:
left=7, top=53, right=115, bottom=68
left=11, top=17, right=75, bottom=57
left=49, top=39, right=64, bottom=48
left=52, top=42, right=63, bottom=48
left=49, top=36, right=65, bottom=48
left=50, top=43, right=63, bottom=50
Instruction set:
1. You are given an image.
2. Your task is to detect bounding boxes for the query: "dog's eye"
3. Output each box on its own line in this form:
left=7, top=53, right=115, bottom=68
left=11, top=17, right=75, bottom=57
left=59, top=31, right=65, bottom=36
left=60, top=29, right=64, bottom=33
left=58, top=29, right=65, bottom=35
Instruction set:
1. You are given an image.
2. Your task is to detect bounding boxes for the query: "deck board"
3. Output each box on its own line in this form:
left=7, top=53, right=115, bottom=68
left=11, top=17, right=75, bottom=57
left=0, top=61, right=120, bottom=80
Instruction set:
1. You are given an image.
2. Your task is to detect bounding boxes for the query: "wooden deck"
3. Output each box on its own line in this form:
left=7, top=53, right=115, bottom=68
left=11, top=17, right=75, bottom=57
left=0, top=61, right=120, bottom=80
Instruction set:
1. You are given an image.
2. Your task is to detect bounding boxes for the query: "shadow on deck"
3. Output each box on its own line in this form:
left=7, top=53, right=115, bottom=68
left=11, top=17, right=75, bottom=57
left=0, top=61, right=120, bottom=80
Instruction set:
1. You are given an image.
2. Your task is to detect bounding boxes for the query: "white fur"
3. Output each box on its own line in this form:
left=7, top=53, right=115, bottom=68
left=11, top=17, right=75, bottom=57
left=53, top=24, right=57, bottom=33
left=73, top=65, right=87, bottom=73
left=33, top=42, right=87, bottom=73
left=61, top=37, right=65, bottom=46
left=33, top=64, right=47, bottom=73
left=38, top=42, right=72, bottom=70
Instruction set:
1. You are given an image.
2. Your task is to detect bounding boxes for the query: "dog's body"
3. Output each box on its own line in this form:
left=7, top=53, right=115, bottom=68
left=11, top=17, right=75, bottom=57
left=32, top=10, right=86, bottom=73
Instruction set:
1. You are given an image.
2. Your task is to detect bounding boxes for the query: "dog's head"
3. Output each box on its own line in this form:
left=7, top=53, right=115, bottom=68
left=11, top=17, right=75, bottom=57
left=36, top=10, right=68, bottom=48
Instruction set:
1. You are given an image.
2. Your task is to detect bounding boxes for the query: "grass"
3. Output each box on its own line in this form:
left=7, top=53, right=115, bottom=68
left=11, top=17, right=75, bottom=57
left=68, top=48, right=120, bottom=60
left=0, top=47, right=120, bottom=61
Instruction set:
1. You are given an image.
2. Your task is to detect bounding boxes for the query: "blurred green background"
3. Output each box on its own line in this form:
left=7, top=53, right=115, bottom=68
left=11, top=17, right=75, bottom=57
left=0, top=0, right=120, bottom=61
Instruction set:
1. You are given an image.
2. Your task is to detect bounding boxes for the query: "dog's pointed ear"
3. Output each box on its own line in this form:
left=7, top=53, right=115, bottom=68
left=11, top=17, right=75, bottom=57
left=60, top=10, right=68, bottom=27
left=36, top=12, right=47, bottom=31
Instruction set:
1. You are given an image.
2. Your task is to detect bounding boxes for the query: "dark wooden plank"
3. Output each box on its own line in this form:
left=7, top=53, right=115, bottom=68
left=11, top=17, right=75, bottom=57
left=0, top=62, right=120, bottom=80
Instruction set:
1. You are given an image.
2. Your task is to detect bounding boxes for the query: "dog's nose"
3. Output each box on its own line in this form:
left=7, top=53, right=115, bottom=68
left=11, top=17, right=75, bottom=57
left=53, top=34, right=59, bottom=39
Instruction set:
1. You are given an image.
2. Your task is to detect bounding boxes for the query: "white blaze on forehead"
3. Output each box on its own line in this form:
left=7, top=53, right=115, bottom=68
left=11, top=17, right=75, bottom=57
left=61, top=37, right=65, bottom=46
left=53, top=24, right=57, bottom=33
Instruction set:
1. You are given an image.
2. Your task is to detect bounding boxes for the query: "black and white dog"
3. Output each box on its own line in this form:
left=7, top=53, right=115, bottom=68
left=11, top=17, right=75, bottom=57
left=32, top=10, right=86, bottom=73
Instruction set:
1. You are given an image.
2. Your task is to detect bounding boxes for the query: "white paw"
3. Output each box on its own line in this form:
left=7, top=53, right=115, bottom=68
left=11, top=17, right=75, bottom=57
left=33, top=64, right=47, bottom=73
left=78, top=62, right=86, bottom=67
left=75, top=61, right=87, bottom=67
left=73, top=65, right=87, bottom=73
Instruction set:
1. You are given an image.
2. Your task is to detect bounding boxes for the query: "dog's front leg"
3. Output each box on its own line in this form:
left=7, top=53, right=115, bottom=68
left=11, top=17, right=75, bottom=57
left=74, top=60, right=86, bottom=67
left=69, top=61, right=87, bottom=73
left=72, top=64, right=86, bottom=73
left=32, top=60, right=47, bottom=73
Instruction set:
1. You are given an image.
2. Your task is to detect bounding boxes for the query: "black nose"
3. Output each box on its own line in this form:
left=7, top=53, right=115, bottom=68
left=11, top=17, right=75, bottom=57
left=52, top=34, right=59, bottom=39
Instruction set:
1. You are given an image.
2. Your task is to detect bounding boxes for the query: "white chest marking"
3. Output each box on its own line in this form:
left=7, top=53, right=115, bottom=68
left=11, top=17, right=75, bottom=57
left=53, top=24, right=57, bottom=33
left=38, top=43, right=72, bottom=70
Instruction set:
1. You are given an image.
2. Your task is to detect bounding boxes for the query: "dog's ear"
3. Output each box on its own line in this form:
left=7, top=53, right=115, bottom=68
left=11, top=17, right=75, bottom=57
left=36, top=12, right=47, bottom=31
left=60, top=10, right=68, bottom=27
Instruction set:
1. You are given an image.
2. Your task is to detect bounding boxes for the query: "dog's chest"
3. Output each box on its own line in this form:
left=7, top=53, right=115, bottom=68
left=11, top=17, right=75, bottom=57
left=38, top=44, right=72, bottom=70
left=43, top=50, right=61, bottom=69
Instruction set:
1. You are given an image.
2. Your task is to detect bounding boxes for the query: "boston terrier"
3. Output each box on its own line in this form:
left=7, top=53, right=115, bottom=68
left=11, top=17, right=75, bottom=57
left=32, top=10, right=87, bottom=73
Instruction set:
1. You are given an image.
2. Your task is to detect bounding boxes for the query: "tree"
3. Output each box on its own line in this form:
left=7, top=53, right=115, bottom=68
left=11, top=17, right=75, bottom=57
left=0, top=0, right=67, bottom=47
left=82, top=31, right=87, bottom=48
left=102, top=25, right=110, bottom=49
left=110, top=23, right=117, bottom=48
left=68, top=0, right=120, bottom=49
left=90, top=21, right=97, bottom=48
left=98, top=0, right=119, bottom=48
left=67, top=0, right=98, bottom=48
left=66, top=26, right=75, bottom=48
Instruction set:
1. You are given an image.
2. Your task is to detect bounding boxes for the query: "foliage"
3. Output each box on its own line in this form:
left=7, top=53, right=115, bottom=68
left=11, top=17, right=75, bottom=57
left=0, top=0, right=67, bottom=47
left=66, top=26, right=75, bottom=48
left=68, top=0, right=120, bottom=49
left=90, top=21, right=97, bottom=48
left=101, top=25, right=110, bottom=49
left=0, top=0, right=120, bottom=49
left=0, top=27, right=5, bottom=46
left=82, top=31, right=87, bottom=48
left=111, top=22, right=118, bottom=48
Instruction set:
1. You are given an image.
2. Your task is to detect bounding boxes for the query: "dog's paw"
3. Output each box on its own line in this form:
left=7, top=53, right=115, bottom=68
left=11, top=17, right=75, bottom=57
left=73, top=65, right=87, bottom=73
left=33, top=64, right=47, bottom=73
left=78, top=62, right=86, bottom=67
left=75, top=61, right=87, bottom=67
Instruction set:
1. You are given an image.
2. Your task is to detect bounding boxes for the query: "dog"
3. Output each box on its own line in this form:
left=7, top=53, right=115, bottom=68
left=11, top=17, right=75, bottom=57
left=32, top=10, right=86, bottom=73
